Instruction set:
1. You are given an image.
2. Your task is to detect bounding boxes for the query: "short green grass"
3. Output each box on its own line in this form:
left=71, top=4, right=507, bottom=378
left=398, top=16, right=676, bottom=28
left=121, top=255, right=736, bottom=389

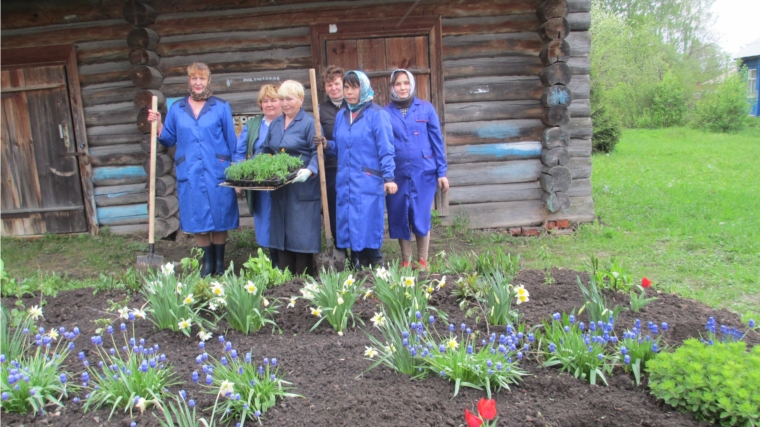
left=463, top=126, right=760, bottom=319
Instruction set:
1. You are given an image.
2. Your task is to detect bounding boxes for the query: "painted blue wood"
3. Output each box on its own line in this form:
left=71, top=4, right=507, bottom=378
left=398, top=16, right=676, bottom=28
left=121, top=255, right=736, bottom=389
left=447, top=141, right=542, bottom=164
left=96, top=203, right=148, bottom=226
left=92, top=166, right=148, bottom=186
left=739, top=56, right=759, bottom=117
left=448, top=159, right=543, bottom=186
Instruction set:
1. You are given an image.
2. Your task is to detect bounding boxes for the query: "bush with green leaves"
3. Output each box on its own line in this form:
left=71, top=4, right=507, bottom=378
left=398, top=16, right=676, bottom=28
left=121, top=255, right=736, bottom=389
left=370, top=262, right=445, bottom=326
left=691, top=66, right=752, bottom=133
left=454, top=271, right=529, bottom=329
left=617, top=318, right=666, bottom=385
left=217, top=272, right=278, bottom=335
left=225, top=152, right=303, bottom=181
left=361, top=311, right=418, bottom=376
left=590, top=90, right=623, bottom=153
left=0, top=316, right=79, bottom=416
left=142, top=262, right=213, bottom=336
left=195, top=336, right=299, bottom=425
left=541, top=312, right=617, bottom=385
left=472, top=249, right=520, bottom=278
left=637, top=69, right=688, bottom=128
left=647, top=338, right=760, bottom=426
left=577, top=275, right=626, bottom=325
left=293, top=268, right=366, bottom=335
left=243, top=248, right=292, bottom=287
left=156, top=390, right=219, bottom=427
left=588, top=255, right=633, bottom=292
left=79, top=321, right=180, bottom=418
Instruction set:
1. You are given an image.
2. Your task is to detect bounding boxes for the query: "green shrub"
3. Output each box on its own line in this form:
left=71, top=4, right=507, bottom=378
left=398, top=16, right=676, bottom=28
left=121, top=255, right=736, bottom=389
left=225, top=153, right=302, bottom=181
left=637, top=70, right=688, bottom=128
left=591, top=91, right=623, bottom=153
left=647, top=339, right=760, bottom=426
left=691, top=67, right=752, bottom=133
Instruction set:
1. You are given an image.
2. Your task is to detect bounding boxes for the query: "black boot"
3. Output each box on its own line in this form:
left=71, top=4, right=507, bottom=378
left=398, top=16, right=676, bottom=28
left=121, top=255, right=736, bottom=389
left=268, top=248, right=280, bottom=269
left=200, top=245, right=215, bottom=278
left=212, top=243, right=226, bottom=276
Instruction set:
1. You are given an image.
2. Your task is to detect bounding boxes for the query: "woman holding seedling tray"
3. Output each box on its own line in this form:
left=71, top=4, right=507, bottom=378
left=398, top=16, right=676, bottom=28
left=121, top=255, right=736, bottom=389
left=253, top=80, right=320, bottom=276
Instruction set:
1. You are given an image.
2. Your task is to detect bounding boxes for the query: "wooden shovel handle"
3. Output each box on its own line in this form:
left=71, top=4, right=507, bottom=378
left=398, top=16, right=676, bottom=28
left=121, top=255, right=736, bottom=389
left=309, top=69, right=334, bottom=243
left=148, top=96, right=158, bottom=246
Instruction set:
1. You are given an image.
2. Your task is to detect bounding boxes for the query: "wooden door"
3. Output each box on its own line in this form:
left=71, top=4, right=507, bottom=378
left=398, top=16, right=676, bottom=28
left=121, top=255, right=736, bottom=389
left=1, top=65, right=88, bottom=235
left=325, top=36, right=432, bottom=107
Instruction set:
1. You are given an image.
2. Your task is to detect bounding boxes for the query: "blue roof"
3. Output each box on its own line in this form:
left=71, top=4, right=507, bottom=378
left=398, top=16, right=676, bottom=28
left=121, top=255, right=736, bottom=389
left=737, top=37, right=760, bottom=59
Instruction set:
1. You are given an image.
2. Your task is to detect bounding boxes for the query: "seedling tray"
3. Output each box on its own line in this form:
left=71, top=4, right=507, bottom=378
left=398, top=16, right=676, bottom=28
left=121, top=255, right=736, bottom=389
left=221, top=171, right=298, bottom=191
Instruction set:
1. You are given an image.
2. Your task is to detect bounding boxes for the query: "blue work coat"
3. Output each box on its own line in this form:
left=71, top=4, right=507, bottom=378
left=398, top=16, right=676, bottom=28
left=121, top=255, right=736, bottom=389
left=384, top=98, right=448, bottom=239
left=257, top=108, right=321, bottom=253
left=158, top=96, right=245, bottom=233
left=238, top=115, right=273, bottom=248
left=331, top=103, right=395, bottom=251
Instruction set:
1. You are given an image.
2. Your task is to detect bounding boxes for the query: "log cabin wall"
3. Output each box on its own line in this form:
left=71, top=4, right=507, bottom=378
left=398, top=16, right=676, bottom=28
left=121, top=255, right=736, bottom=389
left=1, top=0, right=594, bottom=235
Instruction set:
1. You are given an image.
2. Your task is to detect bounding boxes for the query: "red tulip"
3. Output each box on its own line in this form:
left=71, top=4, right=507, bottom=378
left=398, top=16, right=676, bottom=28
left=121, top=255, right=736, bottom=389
left=465, top=408, right=483, bottom=427
left=641, top=277, right=652, bottom=288
left=477, top=398, right=498, bottom=420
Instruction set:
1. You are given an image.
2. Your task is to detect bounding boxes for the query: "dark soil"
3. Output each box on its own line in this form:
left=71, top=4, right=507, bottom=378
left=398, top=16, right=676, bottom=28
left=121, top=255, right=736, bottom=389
left=3, top=268, right=757, bottom=427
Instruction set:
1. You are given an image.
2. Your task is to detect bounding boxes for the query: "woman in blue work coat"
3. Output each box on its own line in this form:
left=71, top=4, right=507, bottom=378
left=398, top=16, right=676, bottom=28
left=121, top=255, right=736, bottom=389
left=148, top=62, right=245, bottom=277
left=256, top=80, right=320, bottom=276
left=316, top=71, right=397, bottom=269
left=384, top=69, right=449, bottom=269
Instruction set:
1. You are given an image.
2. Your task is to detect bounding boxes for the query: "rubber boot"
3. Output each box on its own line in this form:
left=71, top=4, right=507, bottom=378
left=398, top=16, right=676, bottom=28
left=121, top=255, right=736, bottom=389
left=350, top=250, right=362, bottom=271
left=268, top=248, right=280, bottom=269
left=200, top=245, right=215, bottom=278
left=212, top=243, right=226, bottom=276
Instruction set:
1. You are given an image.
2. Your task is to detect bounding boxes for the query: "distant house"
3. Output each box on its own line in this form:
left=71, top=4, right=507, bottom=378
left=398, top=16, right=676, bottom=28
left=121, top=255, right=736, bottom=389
left=737, top=37, right=760, bottom=116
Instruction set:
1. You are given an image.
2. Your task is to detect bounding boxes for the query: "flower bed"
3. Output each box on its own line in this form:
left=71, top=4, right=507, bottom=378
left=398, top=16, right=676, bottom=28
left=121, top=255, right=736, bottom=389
left=2, top=266, right=758, bottom=427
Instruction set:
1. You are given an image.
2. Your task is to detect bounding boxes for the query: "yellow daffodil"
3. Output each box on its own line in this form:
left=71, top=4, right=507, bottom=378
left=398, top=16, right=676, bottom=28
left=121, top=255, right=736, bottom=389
left=402, top=276, right=415, bottom=287
left=28, top=305, right=43, bottom=320
left=198, top=330, right=212, bottom=341
left=219, top=380, right=235, bottom=397
left=178, top=318, right=192, bottom=330
left=517, top=294, right=529, bottom=304
left=364, top=346, right=378, bottom=358
left=370, top=312, right=386, bottom=328
left=311, top=307, right=322, bottom=317
left=287, top=297, right=297, bottom=308
left=245, top=281, right=258, bottom=294
left=211, top=282, right=225, bottom=297
left=426, top=285, right=435, bottom=294
left=514, top=285, right=529, bottom=304
left=447, top=337, right=459, bottom=350
left=183, top=295, right=195, bottom=305
left=117, top=306, right=129, bottom=320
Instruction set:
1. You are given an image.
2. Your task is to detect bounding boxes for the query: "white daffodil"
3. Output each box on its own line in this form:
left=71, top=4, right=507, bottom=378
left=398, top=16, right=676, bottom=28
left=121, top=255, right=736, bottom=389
left=132, top=307, right=147, bottom=320
left=183, top=295, right=195, bottom=305
left=135, top=397, right=147, bottom=414
left=436, top=275, right=447, bottom=290
left=311, top=307, right=322, bottom=317
left=447, top=337, right=459, bottom=350
left=364, top=346, right=378, bottom=358
left=244, top=281, right=257, bottom=294
left=211, top=282, right=225, bottom=297
left=376, top=267, right=391, bottom=280
left=28, top=305, right=43, bottom=320
left=48, top=329, right=59, bottom=340
left=370, top=312, right=386, bottom=328
left=287, top=297, right=297, bottom=308
left=262, top=298, right=269, bottom=307
left=219, top=380, right=234, bottom=397
left=176, top=282, right=184, bottom=294
left=363, top=289, right=373, bottom=300
left=402, top=276, right=415, bottom=288
left=208, top=302, right=218, bottom=311
left=343, top=275, right=355, bottom=287
left=161, top=262, right=175, bottom=276
left=218, top=297, right=227, bottom=306
left=384, top=343, right=397, bottom=354
left=198, top=330, right=212, bottom=341
left=337, top=296, right=344, bottom=305
left=514, top=285, right=530, bottom=305
left=178, top=318, right=192, bottom=330
left=117, top=306, right=129, bottom=320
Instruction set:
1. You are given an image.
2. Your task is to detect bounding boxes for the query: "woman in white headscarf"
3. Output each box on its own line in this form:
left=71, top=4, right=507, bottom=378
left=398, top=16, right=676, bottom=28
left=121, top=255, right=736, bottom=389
left=384, top=69, right=449, bottom=269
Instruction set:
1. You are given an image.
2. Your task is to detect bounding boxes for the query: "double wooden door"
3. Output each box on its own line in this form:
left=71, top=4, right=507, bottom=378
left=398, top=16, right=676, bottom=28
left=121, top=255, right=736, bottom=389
left=1, top=65, right=87, bottom=235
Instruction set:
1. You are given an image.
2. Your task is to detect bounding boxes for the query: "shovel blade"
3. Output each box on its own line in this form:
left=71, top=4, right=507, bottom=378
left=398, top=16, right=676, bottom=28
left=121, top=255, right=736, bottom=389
left=315, top=246, right=346, bottom=272
left=137, top=253, right=164, bottom=271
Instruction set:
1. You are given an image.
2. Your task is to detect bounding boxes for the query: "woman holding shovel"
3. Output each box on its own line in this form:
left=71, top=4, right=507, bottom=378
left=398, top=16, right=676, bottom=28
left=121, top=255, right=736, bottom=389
left=315, top=71, right=397, bottom=270
left=147, top=62, right=245, bottom=277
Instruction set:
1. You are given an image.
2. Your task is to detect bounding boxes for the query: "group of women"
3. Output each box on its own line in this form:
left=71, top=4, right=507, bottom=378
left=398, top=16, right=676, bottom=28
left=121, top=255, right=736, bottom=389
left=147, top=62, right=448, bottom=277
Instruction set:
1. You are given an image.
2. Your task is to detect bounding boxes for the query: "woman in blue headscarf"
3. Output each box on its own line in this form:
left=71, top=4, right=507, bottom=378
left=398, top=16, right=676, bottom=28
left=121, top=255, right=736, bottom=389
left=315, top=71, right=396, bottom=269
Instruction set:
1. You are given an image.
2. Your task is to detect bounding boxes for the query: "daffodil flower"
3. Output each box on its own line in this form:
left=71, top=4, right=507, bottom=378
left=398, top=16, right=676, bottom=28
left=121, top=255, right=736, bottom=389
left=343, top=275, right=355, bottom=287
left=176, top=282, right=184, bottom=294
left=28, top=305, right=43, bottom=320
left=311, top=307, right=322, bottom=317
left=219, top=380, right=235, bottom=397
left=135, top=397, right=147, bottom=414
left=514, top=285, right=530, bottom=304
left=402, top=276, right=415, bottom=287
left=364, top=346, right=378, bottom=358
left=447, top=337, right=459, bottom=350
left=244, top=281, right=257, bottom=294
left=337, top=296, right=344, bottom=305
left=363, top=289, right=373, bottom=300
left=436, top=275, right=447, bottom=290
left=384, top=343, right=396, bottom=354
left=287, top=297, right=297, bottom=308
left=161, top=262, right=175, bottom=276
left=208, top=302, right=218, bottom=311
left=211, top=282, right=225, bottom=297
left=370, top=312, right=386, bottom=328
left=132, top=307, right=147, bottom=320
left=117, top=306, right=129, bottom=320
left=198, top=330, right=212, bottom=341
left=183, top=295, right=195, bottom=305
left=262, top=298, right=269, bottom=307
left=48, top=329, right=59, bottom=340
left=178, top=318, right=192, bottom=330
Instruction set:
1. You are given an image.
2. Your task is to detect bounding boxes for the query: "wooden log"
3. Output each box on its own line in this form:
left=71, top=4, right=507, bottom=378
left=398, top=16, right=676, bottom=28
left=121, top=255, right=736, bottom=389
left=89, top=144, right=145, bottom=166
left=568, top=12, right=591, bottom=31
left=156, top=27, right=311, bottom=57
left=566, top=178, right=592, bottom=197
left=542, top=105, right=571, bottom=127
left=157, top=47, right=311, bottom=77
left=445, top=100, right=543, bottom=123
left=76, top=39, right=131, bottom=65
left=568, top=99, right=590, bottom=118
left=78, top=61, right=132, bottom=86
left=84, top=102, right=138, bottom=126
left=566, top=156, right=592, bottom=179
left=123, top=1, right=157, bottom=26
left=156, top=216, right=180, bottom=238
left=566, top=31, right=591, bottom=57
left=134, top=89, right=166, bottom=111
left=447, top=141, right=542, bottom=165
left=539, top=18, right=570, bottom=42
left=539, top=39, right=571, bottom=65
left=541, top=86, right=573, bottom=107
left=97, top=203, right=148, bottom=226
left=127, top=27, right=160, bottom=50
left=448, top=159, right=543, bottom=187
left=568, top=74, right=590, bottom=100
left=567, top=138, right=591, bottom=157
left=136, top=108, right=152, bottom=134
left=140, top=133, right=167, bottom=154
left=537, top=0, right=569, bottom=21
left=143, top=154, right=174, bottom=177
left=446, top=119, right=545, bottom=146
left=155, top=196, right=179, bottom=218
left=442, top=15, right=541, bottom=37
left=443, top=57, right=543, bottom=79
left=449, top=181, right=542, bottom=204
left=81, top=81, right=137, bottom=108
left=2, top=22, right=133, bottom=49
left=563, top=116, right=593, bottom=139
left=442, top=32, right=543, bottom=61
left=541, top=147, right=570, bottom=167
left=567, top=57, right=590, bottom=74
left=94, top=183, right=148, bottom=207
left=542, top=127, right=570, bottom=149
left=444, top=76, right=543, bottom=103
left=543, top=191, right=571, bottom=213
left=539, top=63, right=572, bottom=87
left=540, top=165, right=572, bottom=192
left=92, top=165, right=147, bottom=186
left=131, top=65, right=163, bottom=89
left=87, top=124, right=143, bottom=147
left=445, top=200, right=545, bottom=229
left=547, top=196, right=594, bottom=223
left=108, top=223, right=148, bottom=235
left=152, top=175, right=176, bottom=197
left=128, top=48, right=160, bottom=67
left=568, top=0, right=592, bottom=13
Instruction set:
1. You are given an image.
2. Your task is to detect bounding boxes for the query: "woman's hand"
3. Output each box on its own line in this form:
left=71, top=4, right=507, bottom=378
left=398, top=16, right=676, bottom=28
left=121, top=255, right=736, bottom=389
left=438, top=177, right=449, bottom=192
left=292, top=168, right=312, bottom=183
left=147, top=109, right=161, bottom=123
left=384, top=182, right=398, bottom=195
left=313, top=136, right=329, bottom=150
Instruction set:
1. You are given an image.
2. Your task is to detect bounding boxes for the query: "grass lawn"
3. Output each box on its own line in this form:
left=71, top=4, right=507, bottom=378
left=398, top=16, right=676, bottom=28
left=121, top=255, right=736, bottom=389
left=2, top=127, right=758, bottom=319
left=470, top=126, right=760, bottom=320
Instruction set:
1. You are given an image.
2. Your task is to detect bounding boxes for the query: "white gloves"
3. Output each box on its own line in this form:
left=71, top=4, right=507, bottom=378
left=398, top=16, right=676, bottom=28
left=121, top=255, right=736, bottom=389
left=292, top=168, right=312, bottom=183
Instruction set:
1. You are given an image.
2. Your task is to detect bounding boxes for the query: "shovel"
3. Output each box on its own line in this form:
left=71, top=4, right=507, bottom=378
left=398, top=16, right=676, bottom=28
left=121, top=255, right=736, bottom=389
left=137, top=95, right=164, bottom=270
left=309, top=68, right=346, bottom=272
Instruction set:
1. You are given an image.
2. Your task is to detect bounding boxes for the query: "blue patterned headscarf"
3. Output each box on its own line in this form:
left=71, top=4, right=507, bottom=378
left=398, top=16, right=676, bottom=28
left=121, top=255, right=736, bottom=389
left=344, top=70, right=374, bottom=112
